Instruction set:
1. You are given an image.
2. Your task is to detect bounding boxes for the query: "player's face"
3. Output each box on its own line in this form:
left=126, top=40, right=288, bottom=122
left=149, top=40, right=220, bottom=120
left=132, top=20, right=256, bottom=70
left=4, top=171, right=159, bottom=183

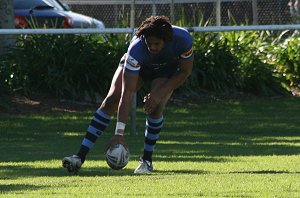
left=144, top=36, right=164, bottom=54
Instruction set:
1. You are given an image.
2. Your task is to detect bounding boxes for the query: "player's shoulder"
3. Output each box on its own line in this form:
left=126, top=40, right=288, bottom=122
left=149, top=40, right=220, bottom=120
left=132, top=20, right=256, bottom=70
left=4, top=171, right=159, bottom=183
left=127, top=36, right=146, bottom=57
left=128, top=36, right=144, bottom=50
left=172, top=26, right=194, bottom=59
left=172, top=25, right=193, bottom=41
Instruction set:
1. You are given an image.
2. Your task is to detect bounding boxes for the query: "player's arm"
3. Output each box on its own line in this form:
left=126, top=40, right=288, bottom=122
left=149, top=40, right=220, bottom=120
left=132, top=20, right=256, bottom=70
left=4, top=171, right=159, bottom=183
left=117, top=69, right=139, bottom=125
left=158, top=31, right=194, bottom=96
left=105, top=69, right=139, bottom=150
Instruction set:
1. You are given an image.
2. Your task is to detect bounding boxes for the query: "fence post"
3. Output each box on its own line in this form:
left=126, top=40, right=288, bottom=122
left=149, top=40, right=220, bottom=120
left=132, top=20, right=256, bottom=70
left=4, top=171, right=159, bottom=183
left=297, top=0, right=300, bottom=22
left=113, top=5, right=118, bottom=27
left=0, top=0, right=15, bottom=55
left=216, top=0, right=221, bottom=26
left=170, top=0, right=175, bottom=23
left=252, top=0, right=258, bottom=25
left=152, top=3, right=157, bottom=16
left=130, top=0, right=135, bottom=28
left=130, top=0, right=137, bottom=135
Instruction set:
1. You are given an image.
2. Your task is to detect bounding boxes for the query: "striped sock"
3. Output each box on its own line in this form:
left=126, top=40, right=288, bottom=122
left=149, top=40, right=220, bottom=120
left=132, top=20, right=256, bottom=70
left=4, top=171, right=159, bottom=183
left=143, top=115, right=164, bottom=162
left=77, top=109, right=110, bottom=163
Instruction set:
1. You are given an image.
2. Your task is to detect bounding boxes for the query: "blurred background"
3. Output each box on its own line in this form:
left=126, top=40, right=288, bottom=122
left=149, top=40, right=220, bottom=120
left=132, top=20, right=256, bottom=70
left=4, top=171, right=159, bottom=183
left=2, top=0, right=300, bottom=104
left=62, top=0, right=300, bottom=27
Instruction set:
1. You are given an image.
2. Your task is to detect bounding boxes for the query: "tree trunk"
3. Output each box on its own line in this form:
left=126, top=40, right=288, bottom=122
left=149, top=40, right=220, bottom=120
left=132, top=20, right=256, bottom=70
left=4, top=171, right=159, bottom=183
left=0, top=0, right=15, bottom=55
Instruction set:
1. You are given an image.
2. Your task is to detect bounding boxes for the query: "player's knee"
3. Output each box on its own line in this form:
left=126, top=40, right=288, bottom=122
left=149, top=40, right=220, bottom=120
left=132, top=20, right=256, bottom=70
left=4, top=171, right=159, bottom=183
left=101, top=93, right=120, bottom=112
left=150, top=102, right=166, bottom=117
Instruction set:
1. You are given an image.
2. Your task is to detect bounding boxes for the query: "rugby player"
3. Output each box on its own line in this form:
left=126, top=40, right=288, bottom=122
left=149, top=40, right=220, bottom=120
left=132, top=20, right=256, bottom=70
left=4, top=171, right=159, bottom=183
left=62, top=15, right=194, bottom=174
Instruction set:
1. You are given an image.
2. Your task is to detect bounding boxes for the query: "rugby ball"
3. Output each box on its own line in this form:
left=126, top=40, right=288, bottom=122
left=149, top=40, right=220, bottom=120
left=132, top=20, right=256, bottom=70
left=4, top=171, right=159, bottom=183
left=105, top=144, right=129, bottom=170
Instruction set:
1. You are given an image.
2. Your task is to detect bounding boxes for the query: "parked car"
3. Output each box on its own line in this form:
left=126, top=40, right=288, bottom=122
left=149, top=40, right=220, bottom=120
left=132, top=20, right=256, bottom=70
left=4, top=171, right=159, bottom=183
left=14, top=0, right=105, bottom=29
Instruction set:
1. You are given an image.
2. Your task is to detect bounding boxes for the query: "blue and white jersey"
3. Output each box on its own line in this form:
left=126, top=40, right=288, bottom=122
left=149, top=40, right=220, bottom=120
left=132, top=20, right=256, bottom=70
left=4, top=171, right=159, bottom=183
left=124, top=26, right=193, bottom=73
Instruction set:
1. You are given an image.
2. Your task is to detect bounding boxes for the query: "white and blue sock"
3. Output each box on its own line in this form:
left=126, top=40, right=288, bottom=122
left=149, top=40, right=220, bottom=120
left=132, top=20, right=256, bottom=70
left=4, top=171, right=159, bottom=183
left=77, top=109, right=110, bottom=163
left=143, top=115, right=164, bottom=163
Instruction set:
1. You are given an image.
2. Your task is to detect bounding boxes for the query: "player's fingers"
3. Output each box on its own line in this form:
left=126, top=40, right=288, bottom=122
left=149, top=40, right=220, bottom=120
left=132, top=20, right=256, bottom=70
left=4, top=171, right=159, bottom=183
left=143, top=96, right=148, bottom=103
left=104, top=137, right=116, bottom=152
left=120, top=139, right=128, bottom=149
left=143, top=94, right=150, bottom=103
left=143, top=99, right=150, bottom=111
left=104, top=141, right=113, bottom=152
left=144, top=105, right=153, bottom=114
left=143, top=101, right=152, bottom=114
left=104, top=143, right=110, bottom=153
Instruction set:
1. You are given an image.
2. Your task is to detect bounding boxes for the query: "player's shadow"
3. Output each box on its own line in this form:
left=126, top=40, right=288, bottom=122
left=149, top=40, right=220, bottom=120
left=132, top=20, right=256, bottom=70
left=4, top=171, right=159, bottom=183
left=0, top=164, right=144, bottom=178
left=0, top=163, right=210, bottom=178
left=229, top=170, right=300, bottom=174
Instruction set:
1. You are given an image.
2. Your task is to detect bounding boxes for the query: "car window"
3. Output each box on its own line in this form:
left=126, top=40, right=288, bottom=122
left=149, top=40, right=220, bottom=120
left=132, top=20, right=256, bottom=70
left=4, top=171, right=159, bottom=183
left=46, top=0, right=67, bottom=11
left=14, top=0, right=65, bottom=11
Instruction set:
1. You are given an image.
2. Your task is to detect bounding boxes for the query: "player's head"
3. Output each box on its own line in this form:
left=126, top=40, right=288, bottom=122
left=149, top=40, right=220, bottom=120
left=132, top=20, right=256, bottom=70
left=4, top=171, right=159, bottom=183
left=135, top=16, right=173, bottom=54
left=135, top=16, right=173, bottom=41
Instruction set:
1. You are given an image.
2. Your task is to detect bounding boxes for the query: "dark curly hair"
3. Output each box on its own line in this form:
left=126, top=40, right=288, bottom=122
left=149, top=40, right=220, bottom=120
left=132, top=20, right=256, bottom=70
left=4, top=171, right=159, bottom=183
left=135, top=16, right=173, bottom=42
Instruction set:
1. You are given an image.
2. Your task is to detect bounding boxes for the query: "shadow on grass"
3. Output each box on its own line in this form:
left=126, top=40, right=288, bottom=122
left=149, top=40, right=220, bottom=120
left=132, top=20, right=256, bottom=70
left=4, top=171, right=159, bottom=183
left=229, top=170, right=300, bottom=174
left=155, top=169, right=209, bottom=175
left=3, top=163, right=298, bottom=179
left=1, top=161, right=299, bottom=180
left=153, top=141, right=300, bottom=159
left=0, top=164, right=134, bottom=178
left=0, top=163, right=209, bottom=178
left=0, top=184, right=44, bottom=193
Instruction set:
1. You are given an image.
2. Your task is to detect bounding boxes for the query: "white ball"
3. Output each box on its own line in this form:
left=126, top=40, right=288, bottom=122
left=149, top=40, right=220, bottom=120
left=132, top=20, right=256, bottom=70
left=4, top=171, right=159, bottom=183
left=105, top=144, right=129, bottom=170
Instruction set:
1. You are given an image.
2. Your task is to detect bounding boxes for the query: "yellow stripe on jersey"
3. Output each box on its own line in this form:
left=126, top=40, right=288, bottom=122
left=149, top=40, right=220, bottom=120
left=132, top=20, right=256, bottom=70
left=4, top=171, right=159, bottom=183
left=180, top=47, right=193, bottom=59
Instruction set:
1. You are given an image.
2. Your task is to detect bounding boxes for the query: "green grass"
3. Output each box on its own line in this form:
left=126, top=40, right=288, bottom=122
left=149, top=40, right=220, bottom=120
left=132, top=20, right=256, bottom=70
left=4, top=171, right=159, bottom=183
left=0, top=97, right=300, bottom=197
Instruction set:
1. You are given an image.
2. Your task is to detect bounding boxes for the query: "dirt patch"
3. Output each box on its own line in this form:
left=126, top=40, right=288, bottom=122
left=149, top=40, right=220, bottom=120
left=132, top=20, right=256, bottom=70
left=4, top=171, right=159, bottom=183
left=291, top=87, right=300, bottom=97
left=0, top=94, right=97, bottom=114
left=0, top=94, right=212, bottom=114
left=1, top=91, right=298, bottom=114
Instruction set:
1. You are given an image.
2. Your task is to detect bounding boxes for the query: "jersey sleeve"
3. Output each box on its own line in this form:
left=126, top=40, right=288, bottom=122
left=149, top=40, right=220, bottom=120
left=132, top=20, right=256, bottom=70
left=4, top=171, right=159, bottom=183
left=124, top=53, right=140, bottom=73
left=124, top=39, right=143, bottom=73
left=180, top=46, right=193, bottom=59
left=177, top=30, right=194, bottom=60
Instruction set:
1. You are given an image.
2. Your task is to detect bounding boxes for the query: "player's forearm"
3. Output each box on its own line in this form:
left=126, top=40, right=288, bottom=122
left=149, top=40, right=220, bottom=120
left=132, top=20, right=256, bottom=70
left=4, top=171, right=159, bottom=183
left=117, top=91, right=134, bottom=124
left=116, top=70, right=139, bottom=132
left=114, top=91, right=133, bottom=136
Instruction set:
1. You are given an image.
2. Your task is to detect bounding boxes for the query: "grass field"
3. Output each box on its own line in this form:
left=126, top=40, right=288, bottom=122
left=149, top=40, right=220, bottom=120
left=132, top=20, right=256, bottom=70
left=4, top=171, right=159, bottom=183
left=0, top=97, right=300, bottom=197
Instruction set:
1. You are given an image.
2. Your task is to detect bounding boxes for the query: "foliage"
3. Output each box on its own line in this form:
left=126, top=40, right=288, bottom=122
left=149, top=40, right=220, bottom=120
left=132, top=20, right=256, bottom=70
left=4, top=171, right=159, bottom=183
left=181, top=30, right=288, bottom=96
left=0, top=58, right=13, bottom=94
left=220, top=30, right=285, bottom=95
left=189, top=32, right=242, bottom=94
left=0, top=33, right=128, bottom=100
left=1, top=27, right=300, bottom=100
left=268, top=31, right=300, bottom=91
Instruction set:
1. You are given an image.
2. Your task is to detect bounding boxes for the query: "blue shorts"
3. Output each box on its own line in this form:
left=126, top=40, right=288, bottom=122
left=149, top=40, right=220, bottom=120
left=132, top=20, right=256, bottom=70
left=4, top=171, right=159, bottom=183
left=118, top=54, right=179, bottom=82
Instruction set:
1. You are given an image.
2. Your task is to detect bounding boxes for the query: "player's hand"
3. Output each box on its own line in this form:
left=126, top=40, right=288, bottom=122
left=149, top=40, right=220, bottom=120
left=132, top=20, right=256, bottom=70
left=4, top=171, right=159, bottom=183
left=143, top=92, right=161, bottom=114
left=104, top=135, right=127, bottom=152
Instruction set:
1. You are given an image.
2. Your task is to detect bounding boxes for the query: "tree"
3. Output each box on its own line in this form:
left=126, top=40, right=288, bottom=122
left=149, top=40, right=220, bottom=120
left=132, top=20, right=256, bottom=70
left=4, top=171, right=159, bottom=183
left=0, top=0, right=15, bottom=55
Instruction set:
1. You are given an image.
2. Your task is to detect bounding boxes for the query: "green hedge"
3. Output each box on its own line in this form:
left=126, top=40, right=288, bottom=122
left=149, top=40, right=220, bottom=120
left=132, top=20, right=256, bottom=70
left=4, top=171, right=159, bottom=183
left=0, top=30, right=298, bottom=101
left=0, top=34, right=128, bottom=100
left=185, top=30, right=287, bottom=96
